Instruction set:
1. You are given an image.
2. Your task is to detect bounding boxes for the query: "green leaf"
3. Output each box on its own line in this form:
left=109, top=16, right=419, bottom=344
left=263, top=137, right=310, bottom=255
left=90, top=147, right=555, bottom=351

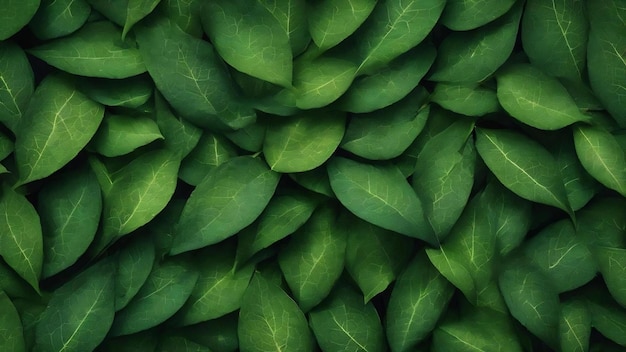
left=557, top=135, right=598, bottom=211
left=0, top=291, right=25, bottom=352
left=440, top=0, right=516, bottom=30
left=239, top=274, right=313, bottom=352
left=0, top=186, right=42, bottom=293
left=224, top=122, right=266, bottom=152
left=522, top=0, right=588, bottom=81
left=429, top=2, right=522, bottom=82
left=181, top=312, right=239, bottom=352
left=587, top=0, right=626, bottom=125
left=171, top=156, right=280, bottom=254
left=289, top=167, right=334, bottom=197
left=309, top=282, right=385, bottom=352
left=176, top=243, right=254, bottom=325
left=0, top=40, right=35, bottom=132
left=559, top=299, right=591, bottom=352
left=341, top=88, right=429, bottom=160
left=38, top=167, right=101, bottom=278
left=258, top=0, right=309, bottom=55
left=92, top=114, right=163, bottom=157
left=158, top=335, right=211, bottom=352
left=327, top=156, right=435, bottom=245
left=499, top=261, right=560, bottom=348
left=34, top=260, right=115, bottom=352
left=29, top=0, right=91, bottom=40
left=431, top=82, right=500, bottom=117
left=99, top=149, right=179, bottom=250
left=586, top=294, right=626, bottom=346
left=110, top=259, right=198, bottom=336
left=0, top=260, right=35, bottom=299
left=338, top=44, right=435, bottom=113
left=308, top=0, right=376, bottom=52
left=135, top=15, right=254, bottom=129
left=577, top=197, right=626, bottom=249
left=294, top=57, right=357, bottom=109
left=264, top=111, right=345, bottom=172
left=345, top=215, right=414, bottom=302
left=523, top=219, right=596, bottom=293
left=123, top=0, right=161, bottom=39
left=114, top=237, right=155, bottom=311
left=387, top=252, right=454, bottom=351
left=573, top=125, right=626, bottom=197
left=352, top=0, right=445, bottom=74
left=161, top=0, right=203, bottom=37
left=476, top=128, right=572, bottom=214
left=425, top=247, right=475, bottom=297
left=0, top=0, right=39, bottom=40
left=496, top=63, right=590, bottom=130
left=203, top=0, right=292, bottom=87
left=155, top=92, right=202, bottom=159
left=14, top=74, right=104, bottom=185
left=179, top=132, right=238, bottom=186
left=85, top=0, right=127, bottom=25
left=76, top=75, right=153, bottom=108
left=278, top=204, right=347, bottom=311
left=29, top=21, right=146, bottom=79
left=594, top=246, right=626, bottom=308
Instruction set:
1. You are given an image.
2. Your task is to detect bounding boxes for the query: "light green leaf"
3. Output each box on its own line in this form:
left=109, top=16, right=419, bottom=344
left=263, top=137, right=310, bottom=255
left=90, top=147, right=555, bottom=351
left=338, top=44, right=435, bottom=113
left=135, top=16, right=254, bottom=129
left=29, top=0, right=91, bottom=40
left=92, top=114, right=163, bottom=157
left=386, top=251, right=454, bottom=352
left=559, top=299, right=591, bottom=352
left=98, top=149, right=179, bottom=250
left=171, top=156, right=280, bottom=254
left=239, top=274, right=313, bottom=352
left=587, top=0, right=626, bottom=125
left=352, top=0, right=445, bottom=74
left=0, top=41, right=35, bottom=132
left=264, top=111, right=345, bottom=172
left=573, top=125, right=626, bottom=197
left=278, top=205, right=347, bottom=311
left=429, top=2, right=522, bottom=82
left=114, top=237, right=155, bottom=311
left=476, top=128, right=572, bottom=214
left=179, top=132, right=238, bottom=186
left=327, top=157, right=435, bottom=245
left=176, top=243, right=254, bottom=325
left=309, top=283, right=385, bottom=352
left=15, top=74, right=104, bottom=185
left=496, top=63, right=590, bottom=130
left=258, top=0, right=310, bottom=55
left=431, top=82, right=500, bottom=117
left=522, top=0, right=588, bottom=81
left=38, top=167, right=101, bottom=278
left=203, top=0, right=292, bottom=87
left=294, top=57, right=357, bottom=109
left=0, top=291, right=25, bottom=352
left=29, top=21, right=146, bottom=79
left=0, top=186, right=42, bottom=293
left=440, top=0, right=516, bottom=30
left=499, top=261, right=560, bottom=348
left=523, top=219, right=596, bottom=293
left=308, top=0, right=376, bottom=52
left=155, top=92, right=202, bottom=159
left=76, top=75, right=153, bottom=108
left=341, top=88, right=429, bottom=160
left=34, top=260, right=115, bottom=352
left=594, top=246, right=626, bottom=308
left=0, top=0, right=39, bottom=40
left=345, top=215, right=413, bottom=302
left=123, top=0, right=161, bottom=39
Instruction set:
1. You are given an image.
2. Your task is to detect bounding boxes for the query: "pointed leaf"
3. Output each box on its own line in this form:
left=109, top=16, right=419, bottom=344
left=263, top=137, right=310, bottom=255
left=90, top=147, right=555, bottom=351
left=431, top=82, right=500, bottom=117
left=77, top=75, right=153, bottom=108
left=586, top=294, right=626, bottom=346
left=15, top=74, right=104, bottom=185
left=258, top=0, right=309, bottom=55
left=577, top=197, right=626, bottom=249
left=172, top=156, right=280, bottom=254
left=114, top=237, right=155, bottom=311
left=594, top=246, right=626, bottom=308
left=0, top=291, right=25, bottom=352
left=327, top=157, right=434, bottom=245
left=92, top=114, right=163, bottom=157
left=123, top=0, right=161, bottom=39
left=0, top=42, right=35, bottom=132
left=557, top=135, right=598, bottom=211
left=0, top=0, right=39, bottom=40
left=155, top=92, right=202, bottom=159
left=29, top=0, right=91, bottom=40
left=294, top=57, right=357, bottom=109
left=161, top=0, right=203, bottom=36
left=440, top=0, right=516, bottom=30
left=308, top=0, right=376, bottom=52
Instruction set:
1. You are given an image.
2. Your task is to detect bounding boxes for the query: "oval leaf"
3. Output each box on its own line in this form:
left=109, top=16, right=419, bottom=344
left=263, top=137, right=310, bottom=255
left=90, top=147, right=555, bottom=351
left=431, top=82, right=500, bottom=117
left=294, top=57, right=357, bottom=109
left=92, top=114, right=164, bottom=157
left=308, top=0, right=376, bottom=51
left=30, top=0, right=91, bottom=40
left=0, top=41, right=35, bottom=132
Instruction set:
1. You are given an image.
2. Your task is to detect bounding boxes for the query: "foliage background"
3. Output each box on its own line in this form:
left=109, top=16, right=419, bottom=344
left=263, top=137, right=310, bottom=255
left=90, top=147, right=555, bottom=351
left=0, top=0, right=625, bottom=351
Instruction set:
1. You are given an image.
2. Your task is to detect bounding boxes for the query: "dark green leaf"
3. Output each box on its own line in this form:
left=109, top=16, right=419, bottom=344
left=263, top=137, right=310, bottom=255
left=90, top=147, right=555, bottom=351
left=557, top=135, right=598, bottom=211
left=294, top=57, right=357, bottom=109
left=115, top=237, right=155, bottom=311
left=278, top=205, right=347, bottom=311
left=0, top=41, right=35, bottom=132
left=77, top=75, right=153, bottom=108
left=594, top=246, right=626, bottom=308
left=476, top=128, right=572, bottom=214
left=34, top=260, right=115, bottom=352
left=0, top=0, right=39, bottom=40
left=224, top=122, right=266, bottom=152
left=182, top=312, right=239, bottom=352
left=15, top=74, right=104, bottom=185
left=30, top=0, right=91, bottom=40
left=577, top=197, right=626, bottom=249
left=171, top=156, right=280, bottom=254
left=264, top=111, right=345, bottom=172
left=289, top=167, right=335, bottom=197
left=0, top=131, right=14, bottom=161
left=586, top=294, right=626, bottom=346
left=158, top=335, right=211, bottom=352
left=38, top=167, right=101, bottom=278
left=440, top=0, right=516, bottom=30
left=0, top=186, right=42, bottom=293
left=0, top=260, right=35, bottom=299
left=238, top=274, right=313, bottom=352
left=155, top=92, right=202, bottom=159
left=0, top=291, right=25, bottom=352
left=386, top=251, right=454, bottom=351
left=308, top=0, right=376, bottom=52
left=110, top=259, right=198, bottom=336
left=559, top=299, right=591, bottom=352
left=86, top=0, right=127, bottom=25
left=92, top=114, right=163, bottom=157
left=328, top=157, right=435, bottom=245
left=123, top=0, right=161, bottom=39
left=161, top=0, right=203, bottom=37
left=431, top=82, right=500, bottom=117
left=179, top=132, right=238, bottom=186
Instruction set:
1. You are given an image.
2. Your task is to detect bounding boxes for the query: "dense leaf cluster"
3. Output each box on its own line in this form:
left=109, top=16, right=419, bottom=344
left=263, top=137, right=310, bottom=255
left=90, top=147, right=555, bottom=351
left=1, top=0, right=625, bottom=351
